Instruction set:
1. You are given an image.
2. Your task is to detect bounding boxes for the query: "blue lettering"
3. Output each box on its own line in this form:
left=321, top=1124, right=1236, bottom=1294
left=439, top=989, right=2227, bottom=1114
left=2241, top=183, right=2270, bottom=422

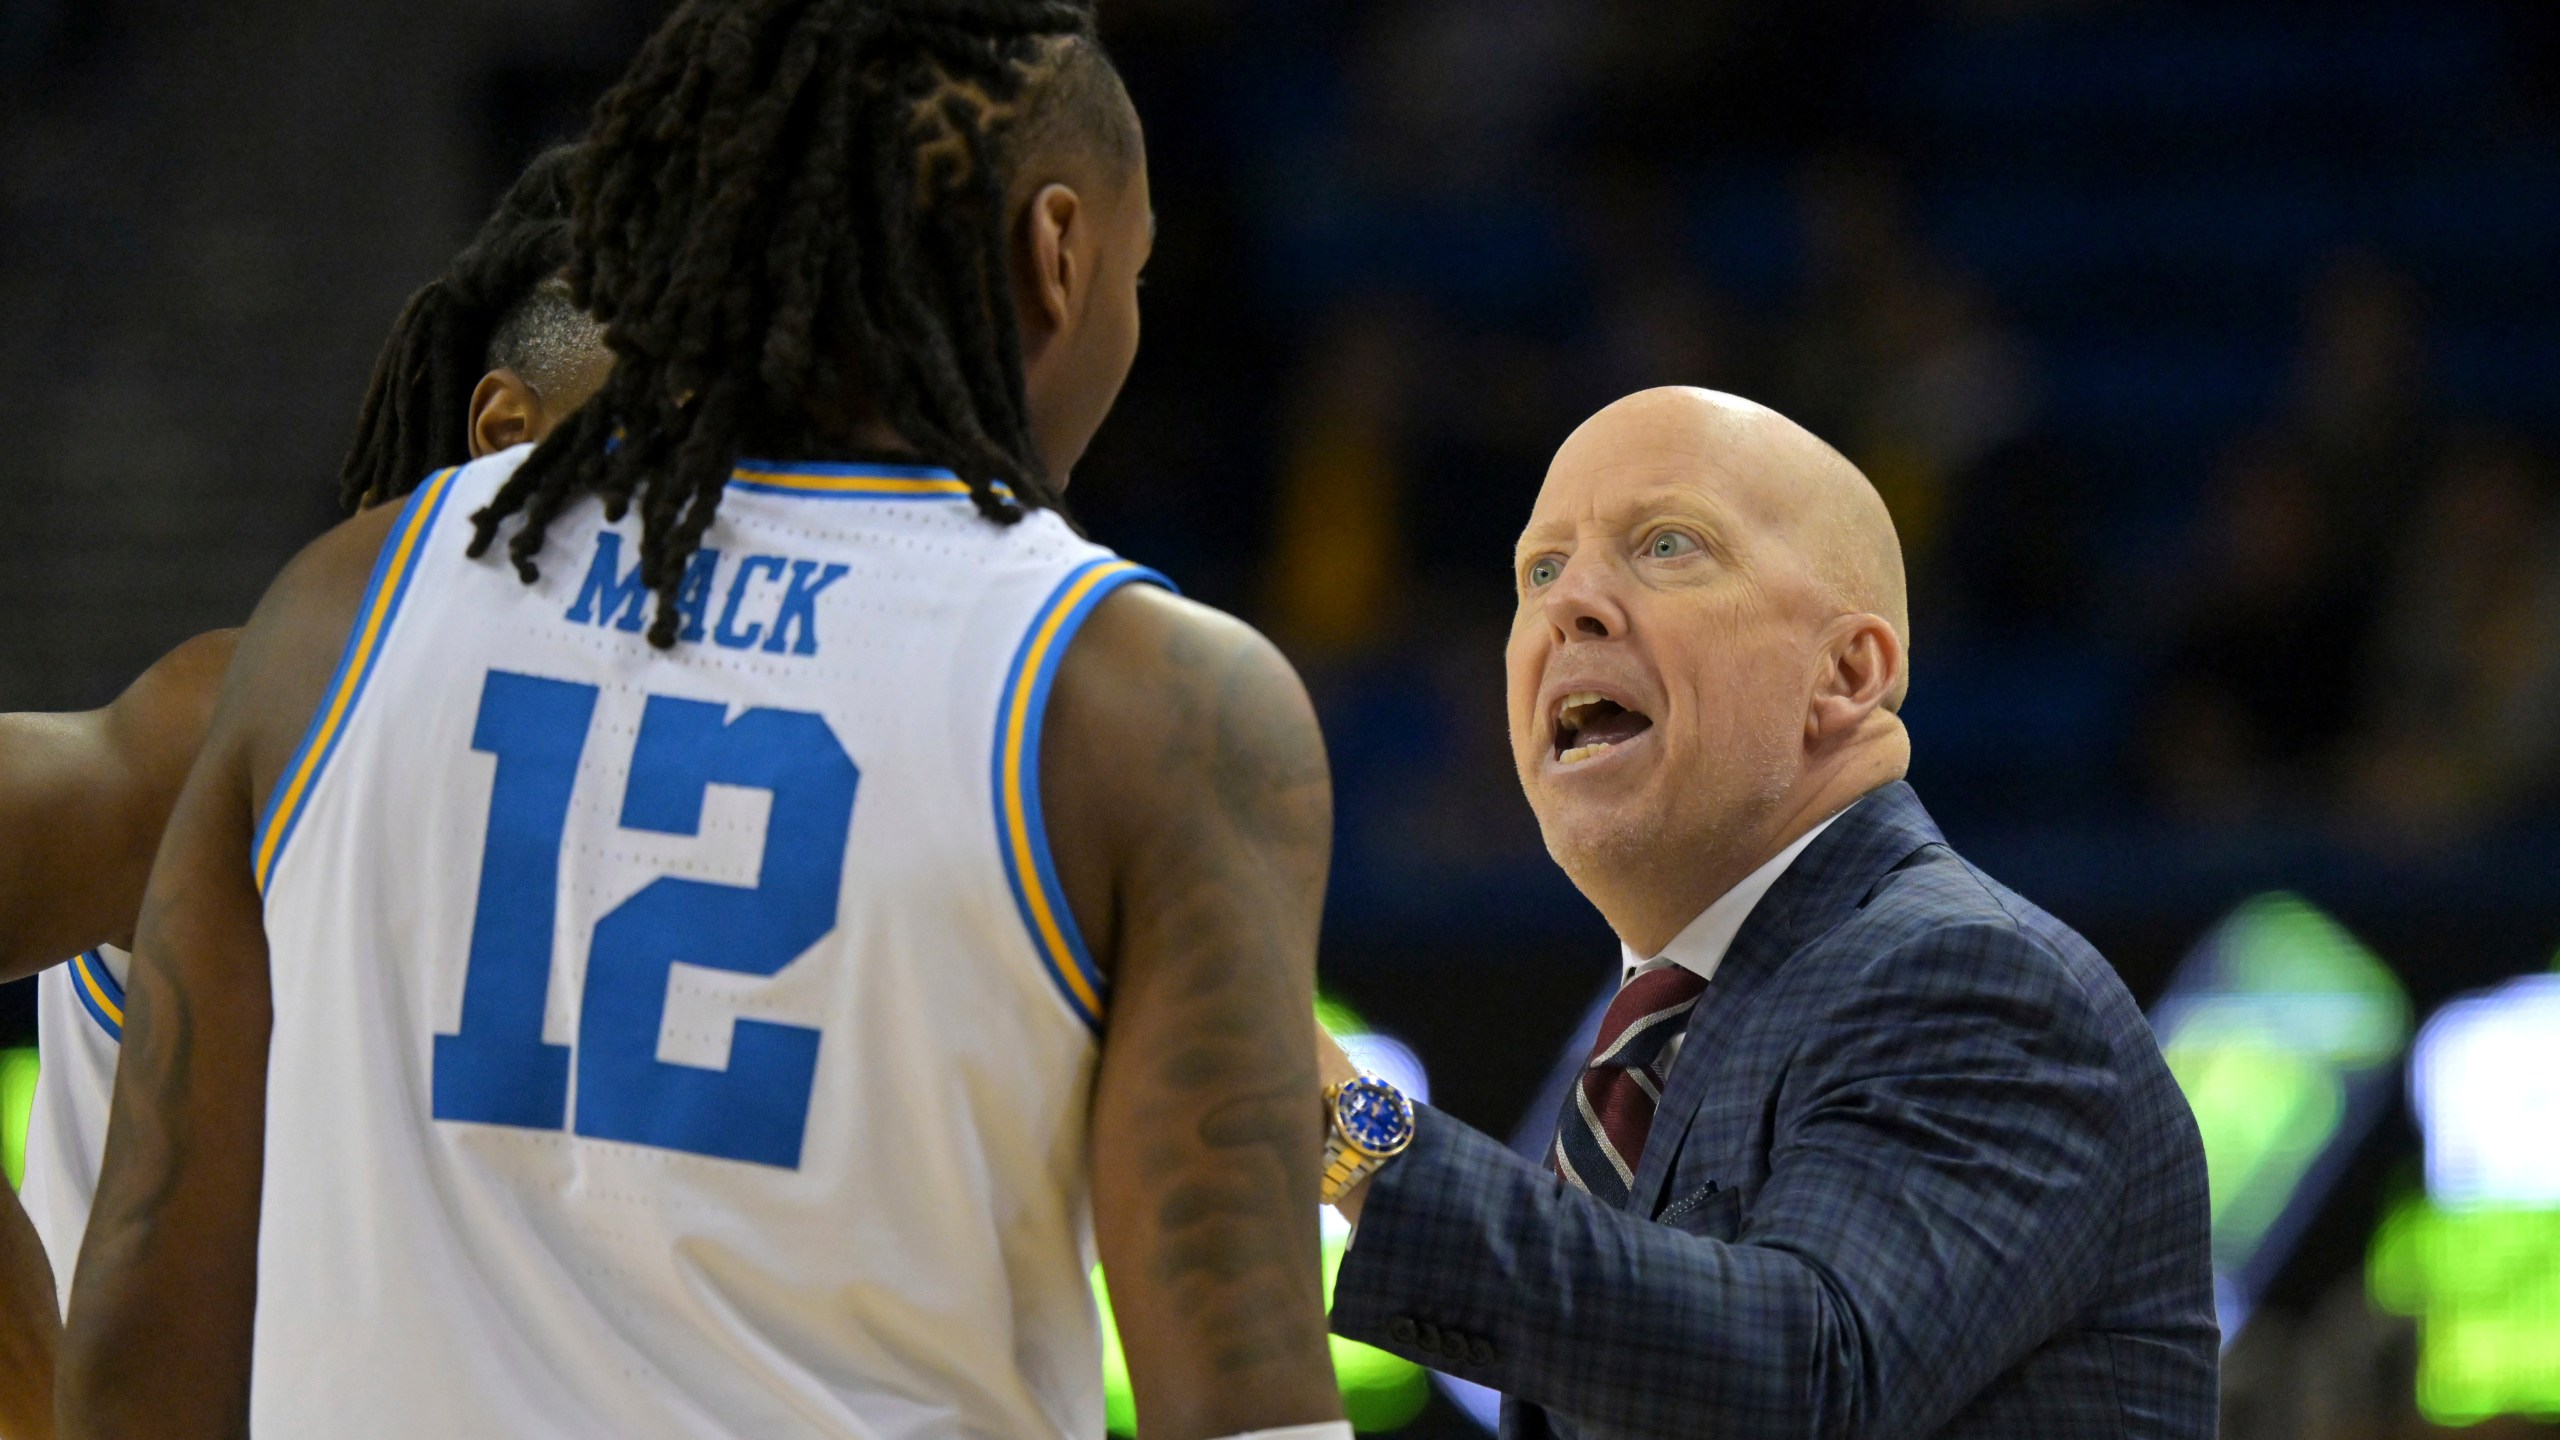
left=674, top=548, right=722, bottom=644
left=563, top=540, right=847, bottom=656
left=715, top=554, right=788, bottom=650
left=763, top=560, right=850, bottom=657
left=565, top=533, right=648, bottom=633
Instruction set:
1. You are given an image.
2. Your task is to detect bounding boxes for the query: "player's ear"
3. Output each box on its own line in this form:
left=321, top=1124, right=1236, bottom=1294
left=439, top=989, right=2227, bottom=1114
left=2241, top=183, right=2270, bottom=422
left=469, top=369, right=544, bottom=459
left=1015, top=182, right=1084, bottom=357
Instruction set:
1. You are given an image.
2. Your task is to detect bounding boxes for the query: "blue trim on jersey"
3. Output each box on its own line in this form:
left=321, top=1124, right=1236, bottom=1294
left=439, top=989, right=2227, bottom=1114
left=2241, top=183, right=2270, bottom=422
left=991, top=557, right=1177, bottom=1034
left=72, top=950, right=124, bottom=1043
left=253, top=466, right=463, bottom=894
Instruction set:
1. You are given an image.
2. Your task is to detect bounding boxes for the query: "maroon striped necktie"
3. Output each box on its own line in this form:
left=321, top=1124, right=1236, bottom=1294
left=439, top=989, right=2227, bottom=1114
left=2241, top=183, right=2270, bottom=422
left=1551, top=965, right=1708, bottom=1208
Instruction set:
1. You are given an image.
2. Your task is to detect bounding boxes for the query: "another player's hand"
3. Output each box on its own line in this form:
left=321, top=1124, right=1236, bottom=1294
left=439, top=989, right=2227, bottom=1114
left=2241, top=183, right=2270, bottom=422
left=1312, top=1020, right=1373, bottom=1224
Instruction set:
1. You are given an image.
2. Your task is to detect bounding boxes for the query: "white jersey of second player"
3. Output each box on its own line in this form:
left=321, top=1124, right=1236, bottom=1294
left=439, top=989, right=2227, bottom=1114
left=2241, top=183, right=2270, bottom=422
left=252, top=446, right=1164, bottom=1439
left=22, top=945, right=128, bottom=1309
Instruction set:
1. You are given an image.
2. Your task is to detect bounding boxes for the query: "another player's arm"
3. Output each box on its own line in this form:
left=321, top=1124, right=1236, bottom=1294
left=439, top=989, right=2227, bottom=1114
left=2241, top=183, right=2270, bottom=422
left=0, top=1182, right=58, bottom=1440
left=0, top=631, right=233, bottom=1437
left=0, top=629, right=237, bottom=981
left=1046, top=587, right=1344, bottom=1440
left=59, top=506, right=402, bottom=1440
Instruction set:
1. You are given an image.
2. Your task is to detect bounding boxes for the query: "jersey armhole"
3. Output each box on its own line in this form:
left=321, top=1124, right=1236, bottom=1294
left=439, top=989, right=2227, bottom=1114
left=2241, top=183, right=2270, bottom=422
left=988, top=558, right=1175, bottom=1035
left=69, top=950, right=125, bottom=1043
left=252, top=466, right=466, bottom=896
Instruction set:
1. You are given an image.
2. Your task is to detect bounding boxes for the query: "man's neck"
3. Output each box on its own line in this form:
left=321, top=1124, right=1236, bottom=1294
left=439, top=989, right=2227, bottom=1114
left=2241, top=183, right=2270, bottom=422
left=1604, top=808, right=1820, bottom=959
left=1600, top=760, right=1898, bottom=958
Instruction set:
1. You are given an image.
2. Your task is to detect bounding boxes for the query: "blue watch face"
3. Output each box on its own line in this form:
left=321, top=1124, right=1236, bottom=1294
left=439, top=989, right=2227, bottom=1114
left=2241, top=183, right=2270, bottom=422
left=1337, top=1075, right=1416, bottom=1153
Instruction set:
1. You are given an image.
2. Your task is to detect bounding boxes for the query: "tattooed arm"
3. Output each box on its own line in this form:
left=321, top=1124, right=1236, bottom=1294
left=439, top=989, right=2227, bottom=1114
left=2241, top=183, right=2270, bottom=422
left=60, top=506, right=402, bottom=1440
left=1045, top=586, right=1342, bottom=1440
left=0, top=629, right=237, bottom=982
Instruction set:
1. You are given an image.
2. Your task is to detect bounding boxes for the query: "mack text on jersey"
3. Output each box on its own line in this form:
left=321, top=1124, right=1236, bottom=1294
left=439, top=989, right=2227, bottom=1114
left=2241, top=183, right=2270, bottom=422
left=565, top=532, right=849, bottom=655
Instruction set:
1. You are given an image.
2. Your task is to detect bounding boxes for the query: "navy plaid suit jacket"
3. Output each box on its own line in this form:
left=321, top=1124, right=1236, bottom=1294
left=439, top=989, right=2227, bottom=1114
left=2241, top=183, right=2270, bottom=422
left=1330, top=783, right=2218, bottom=1439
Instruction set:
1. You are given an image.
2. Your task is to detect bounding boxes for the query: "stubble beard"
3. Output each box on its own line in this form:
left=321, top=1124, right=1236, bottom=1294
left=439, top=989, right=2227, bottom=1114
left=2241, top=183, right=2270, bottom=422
left=1535, top=727, right=1799, bottom=924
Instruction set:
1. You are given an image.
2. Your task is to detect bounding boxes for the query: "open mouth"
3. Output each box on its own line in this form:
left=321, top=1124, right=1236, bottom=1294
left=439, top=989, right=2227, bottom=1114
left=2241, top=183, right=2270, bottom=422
left=1552, top=691, right=1654, bottom=765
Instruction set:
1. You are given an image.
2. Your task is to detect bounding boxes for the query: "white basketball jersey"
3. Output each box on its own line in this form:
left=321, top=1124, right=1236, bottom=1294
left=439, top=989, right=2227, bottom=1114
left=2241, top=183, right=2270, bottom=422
left=251, top=447, right=1163, bottom=1439
left=21, top=946, right=127, bottom=1310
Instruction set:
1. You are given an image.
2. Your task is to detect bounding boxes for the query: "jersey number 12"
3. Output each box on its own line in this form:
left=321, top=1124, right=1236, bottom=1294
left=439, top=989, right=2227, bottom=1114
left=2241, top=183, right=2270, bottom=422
left=431, top=669, right=857, bottom=1169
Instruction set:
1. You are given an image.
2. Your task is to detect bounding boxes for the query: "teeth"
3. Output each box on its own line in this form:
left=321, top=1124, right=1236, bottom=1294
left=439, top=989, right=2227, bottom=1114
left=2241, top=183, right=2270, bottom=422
left=1557, top=691, right=1608, bottom=721
left=1558, top=742, right=1612, bottom=765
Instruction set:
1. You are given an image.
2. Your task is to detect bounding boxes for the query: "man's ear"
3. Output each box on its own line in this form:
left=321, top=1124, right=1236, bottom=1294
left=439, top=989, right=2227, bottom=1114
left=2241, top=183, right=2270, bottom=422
left=1017, top=181, right=1085, bottom=358
left=1805, top=614, right=1905, bottom=745
left=469, top=369, right=544, bottom=459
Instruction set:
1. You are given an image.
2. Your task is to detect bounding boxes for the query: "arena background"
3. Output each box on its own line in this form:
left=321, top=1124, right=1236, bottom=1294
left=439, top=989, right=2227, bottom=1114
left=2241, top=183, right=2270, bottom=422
left=5, top=0, right=2559, bottom=1434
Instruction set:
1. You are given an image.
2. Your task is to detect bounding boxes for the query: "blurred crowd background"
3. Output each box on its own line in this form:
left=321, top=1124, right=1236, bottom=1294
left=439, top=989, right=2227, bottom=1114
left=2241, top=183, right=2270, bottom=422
left=5, top=0, right=2559, bottom=1434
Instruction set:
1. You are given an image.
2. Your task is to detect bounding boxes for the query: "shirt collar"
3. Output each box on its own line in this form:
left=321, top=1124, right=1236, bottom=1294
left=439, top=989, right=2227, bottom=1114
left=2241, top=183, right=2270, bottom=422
left=1619, top=804, right=1854, bottom=987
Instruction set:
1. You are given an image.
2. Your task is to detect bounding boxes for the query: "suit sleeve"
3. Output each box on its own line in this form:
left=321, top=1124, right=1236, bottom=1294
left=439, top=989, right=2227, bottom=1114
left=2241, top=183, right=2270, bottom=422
left=1328, top=921, right=2126, bottom=1440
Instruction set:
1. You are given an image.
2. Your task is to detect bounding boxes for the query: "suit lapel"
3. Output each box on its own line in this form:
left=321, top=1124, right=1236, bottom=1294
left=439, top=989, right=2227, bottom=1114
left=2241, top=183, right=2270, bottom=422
left=1623, top=783, right=1948, bottom=1216
left=1626, top=895, right=1791, bottom=1213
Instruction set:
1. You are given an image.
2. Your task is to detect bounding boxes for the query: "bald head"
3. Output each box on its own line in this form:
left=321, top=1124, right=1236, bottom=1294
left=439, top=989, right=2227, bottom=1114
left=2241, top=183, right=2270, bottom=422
left=1558, top=387, right=1910, bottom=707
left=1506, top=386, right=1915, bottom=956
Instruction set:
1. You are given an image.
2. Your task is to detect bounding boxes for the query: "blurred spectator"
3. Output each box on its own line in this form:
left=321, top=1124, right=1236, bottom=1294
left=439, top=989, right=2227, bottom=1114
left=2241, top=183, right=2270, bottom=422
left=2215, top=1271, right=2560, bottom=1440
left=2143, top=437, right=2372, bottom=826
left=1404, top=323, right=1577, bottom=578
left=2287, top=252, right=2438, bottom=572
left=1574, top=170, right=1759, bottom=411
left=2217, top=1308, right=2303, bottom=1440
left=2347, top=431, right=2560, bottom=845
left=1776, top=154, right=2046, bottom=632
left=1345, top=0, right=1590, bottom=192
left=1580, top=0, right=1910, bottom=168
left=2292, top=1277, right=2428, bottom=1440
left=2138, top=253, right=2475, bottom=833
left=1936, top=427, right=2098, bottom=644
left=1265, top=300, right=1418, bottom=660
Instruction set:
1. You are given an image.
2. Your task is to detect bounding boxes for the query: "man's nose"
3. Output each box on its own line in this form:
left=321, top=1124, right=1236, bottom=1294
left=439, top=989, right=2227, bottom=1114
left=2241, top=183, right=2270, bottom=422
left=1542, top=551, right=1627, bottom=642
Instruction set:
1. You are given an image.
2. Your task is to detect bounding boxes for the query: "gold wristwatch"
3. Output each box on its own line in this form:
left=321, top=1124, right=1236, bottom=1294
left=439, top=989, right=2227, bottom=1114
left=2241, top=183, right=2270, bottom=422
left=1320, top=1073, right=1417, bottom=1204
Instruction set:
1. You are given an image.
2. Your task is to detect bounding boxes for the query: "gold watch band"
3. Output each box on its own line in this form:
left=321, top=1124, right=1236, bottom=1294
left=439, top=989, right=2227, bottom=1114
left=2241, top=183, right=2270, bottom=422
left=1320, top=1134, right=1373, bottom=1204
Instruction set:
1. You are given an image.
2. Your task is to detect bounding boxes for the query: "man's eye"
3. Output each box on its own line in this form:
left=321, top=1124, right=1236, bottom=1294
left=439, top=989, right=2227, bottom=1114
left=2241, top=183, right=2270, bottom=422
left=1527, top=558, right=1561, bottom=587
left=1648, top=531, right=1698, bottom=559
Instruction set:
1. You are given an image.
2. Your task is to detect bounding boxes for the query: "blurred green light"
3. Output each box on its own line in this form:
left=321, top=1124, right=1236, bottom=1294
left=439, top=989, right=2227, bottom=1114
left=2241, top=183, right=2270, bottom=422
left=1315, top=995, right=1368, bottom=1044
left=2154, top=895, right=2409, bottom=1273
left=2368, top=1196, right=2560, bottom=1425
left=2213, top=894, right=2411, bottom=1064
left=2160, top=1039, right=2342, bottom=1268
left=0, top=1047, right=35, bottom=1191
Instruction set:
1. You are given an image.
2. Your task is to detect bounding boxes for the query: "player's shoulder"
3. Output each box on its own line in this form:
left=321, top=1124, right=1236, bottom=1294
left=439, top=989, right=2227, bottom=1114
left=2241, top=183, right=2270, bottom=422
left=1045, top=584, right=1328, bottom=835
left=293, top=501, right=411, bottom=598
left=259, top=451, right=508, bottom=630
left=1069, top=581, right=1253, bottom=668
left=1071, top=586, right=1318, bottom=751
left=216, top=471, right=472, bottom=794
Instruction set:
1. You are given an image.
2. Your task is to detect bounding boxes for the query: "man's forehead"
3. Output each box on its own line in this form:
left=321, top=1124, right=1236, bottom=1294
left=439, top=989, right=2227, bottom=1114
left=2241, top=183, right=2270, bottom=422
left=1517, top=452, right=1738, bottom=547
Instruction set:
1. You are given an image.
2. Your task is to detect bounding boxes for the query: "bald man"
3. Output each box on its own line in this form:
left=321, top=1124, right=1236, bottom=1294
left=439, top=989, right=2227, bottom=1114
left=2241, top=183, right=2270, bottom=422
left=1311, top=390, right=2216, bottom=1439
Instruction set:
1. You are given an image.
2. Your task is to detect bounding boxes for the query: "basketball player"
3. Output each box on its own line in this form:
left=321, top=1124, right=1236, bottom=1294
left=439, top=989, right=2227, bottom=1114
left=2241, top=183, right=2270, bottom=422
left=0, top=630, right=232, bottom=1439
left=63, top=6, right=1343, bottom=1440
left=0, top=147, right=606, bottom=1438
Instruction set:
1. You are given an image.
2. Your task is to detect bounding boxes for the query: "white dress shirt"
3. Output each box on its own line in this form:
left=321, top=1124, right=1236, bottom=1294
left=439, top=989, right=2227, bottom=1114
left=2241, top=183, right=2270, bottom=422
left=1619, top=805, right=1850, bottom=1082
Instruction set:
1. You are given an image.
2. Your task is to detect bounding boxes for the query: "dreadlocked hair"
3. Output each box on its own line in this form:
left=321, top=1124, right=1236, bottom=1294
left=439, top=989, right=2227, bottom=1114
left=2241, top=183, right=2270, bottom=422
left=468, top=0, right=1134, bottom=649
left=340, top=144, right=583, bottom=512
